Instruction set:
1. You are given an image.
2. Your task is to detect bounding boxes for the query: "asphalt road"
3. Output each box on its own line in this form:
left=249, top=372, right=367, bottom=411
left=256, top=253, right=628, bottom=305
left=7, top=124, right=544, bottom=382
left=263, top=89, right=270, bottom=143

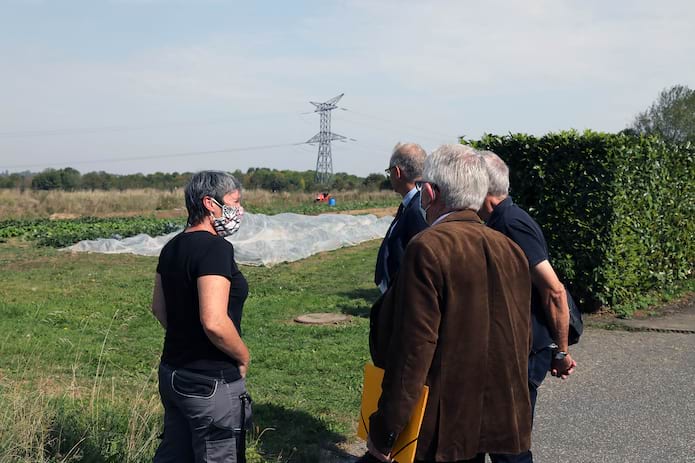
left=531, top=328, right=695, bottom=462
left=339, top=327, right=695, bottom=463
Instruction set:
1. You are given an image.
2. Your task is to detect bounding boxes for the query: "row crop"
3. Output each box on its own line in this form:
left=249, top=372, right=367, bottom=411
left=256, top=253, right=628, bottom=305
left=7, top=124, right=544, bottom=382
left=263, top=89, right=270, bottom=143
left=0, top=217, right=183, bottom=248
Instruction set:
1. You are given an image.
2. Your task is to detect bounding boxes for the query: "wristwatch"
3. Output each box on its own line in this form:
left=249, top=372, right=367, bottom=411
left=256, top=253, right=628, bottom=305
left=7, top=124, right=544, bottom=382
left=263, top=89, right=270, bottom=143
left=549, top=343, right=568, bottom=360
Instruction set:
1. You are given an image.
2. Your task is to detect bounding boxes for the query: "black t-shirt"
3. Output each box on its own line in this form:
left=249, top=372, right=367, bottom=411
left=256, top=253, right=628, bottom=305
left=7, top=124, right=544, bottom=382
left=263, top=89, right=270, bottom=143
left=487, top=196, right=554, bottom=352
left=156, top=231, right=248, bottom=373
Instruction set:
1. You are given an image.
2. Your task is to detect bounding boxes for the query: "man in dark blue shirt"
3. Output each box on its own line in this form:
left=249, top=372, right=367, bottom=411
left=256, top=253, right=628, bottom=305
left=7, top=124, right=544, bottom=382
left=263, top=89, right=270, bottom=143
left=478, top=150, right=577, bottom=463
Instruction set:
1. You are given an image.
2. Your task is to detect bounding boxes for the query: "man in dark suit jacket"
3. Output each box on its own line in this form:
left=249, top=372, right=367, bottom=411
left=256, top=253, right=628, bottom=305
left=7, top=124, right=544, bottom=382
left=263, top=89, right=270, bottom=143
left=364, top=144, right=533, bottom=463
left=374, top=143, right=429, bottom=293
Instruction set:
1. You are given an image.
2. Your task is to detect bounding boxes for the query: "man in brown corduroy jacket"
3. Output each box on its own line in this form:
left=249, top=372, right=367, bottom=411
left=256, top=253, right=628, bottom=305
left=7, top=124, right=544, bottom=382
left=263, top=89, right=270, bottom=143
left=364, top=144, right=533, bottom=463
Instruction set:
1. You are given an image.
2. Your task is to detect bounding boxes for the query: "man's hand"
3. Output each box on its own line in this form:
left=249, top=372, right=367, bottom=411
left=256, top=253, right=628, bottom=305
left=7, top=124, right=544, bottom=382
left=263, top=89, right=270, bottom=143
left=239, top=362, right=248, bottom=379
left=366, top=436, right=392, bottom=462
left=550, top=353, right=577, bottom=380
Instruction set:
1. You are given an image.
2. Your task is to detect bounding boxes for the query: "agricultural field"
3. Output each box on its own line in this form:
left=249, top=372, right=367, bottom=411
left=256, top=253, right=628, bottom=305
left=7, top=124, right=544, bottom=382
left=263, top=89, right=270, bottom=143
left=0, top=188, right=400, bottom=220
left=0, top=191, right=387, bottom=462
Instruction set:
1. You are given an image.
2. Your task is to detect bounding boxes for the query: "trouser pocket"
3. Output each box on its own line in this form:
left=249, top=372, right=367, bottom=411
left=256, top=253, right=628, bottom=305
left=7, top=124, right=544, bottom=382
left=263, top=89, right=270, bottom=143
left=171, top=369, right=218, bottom=398
left=205, top=436, right=237, bottom=463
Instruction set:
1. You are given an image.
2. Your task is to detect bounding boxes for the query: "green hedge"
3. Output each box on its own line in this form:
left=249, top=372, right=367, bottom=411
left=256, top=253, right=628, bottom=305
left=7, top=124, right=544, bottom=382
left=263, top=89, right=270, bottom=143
left=469, top=130, right=694, bottom=312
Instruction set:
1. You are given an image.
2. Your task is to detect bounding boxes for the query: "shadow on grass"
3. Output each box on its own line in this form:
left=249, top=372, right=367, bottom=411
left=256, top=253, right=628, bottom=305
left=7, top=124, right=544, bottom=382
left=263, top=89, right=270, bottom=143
left=253, top=402, right=355, bottom=463
left=337, top=288, right=380, bottom=318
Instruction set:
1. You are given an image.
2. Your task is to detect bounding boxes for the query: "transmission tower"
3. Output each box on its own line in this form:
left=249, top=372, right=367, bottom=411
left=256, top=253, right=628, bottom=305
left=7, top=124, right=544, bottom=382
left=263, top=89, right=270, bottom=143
left=306, top=93, right=347, bottom=186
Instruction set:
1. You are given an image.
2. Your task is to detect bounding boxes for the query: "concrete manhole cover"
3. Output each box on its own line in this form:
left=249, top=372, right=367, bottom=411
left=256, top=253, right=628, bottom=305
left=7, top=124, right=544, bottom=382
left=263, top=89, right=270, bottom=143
left=294, top=313, right=350, bottom=325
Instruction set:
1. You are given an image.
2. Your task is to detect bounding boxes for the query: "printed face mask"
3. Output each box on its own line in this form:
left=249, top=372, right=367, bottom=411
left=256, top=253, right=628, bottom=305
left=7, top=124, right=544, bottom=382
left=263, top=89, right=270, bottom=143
left=210, top=197, right=244, bottom=237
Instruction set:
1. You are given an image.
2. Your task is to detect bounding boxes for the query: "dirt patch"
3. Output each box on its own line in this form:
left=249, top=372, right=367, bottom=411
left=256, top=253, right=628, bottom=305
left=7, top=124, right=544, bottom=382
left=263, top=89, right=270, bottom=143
left=585, top=292, right=695, bottom=331
left=634, top=292, right=695, bottom=319
left=93, top=208, right=188, bottom=219
left=335, top=207, right=397, bottom=218
left=49, top=213, right=80, bottom=220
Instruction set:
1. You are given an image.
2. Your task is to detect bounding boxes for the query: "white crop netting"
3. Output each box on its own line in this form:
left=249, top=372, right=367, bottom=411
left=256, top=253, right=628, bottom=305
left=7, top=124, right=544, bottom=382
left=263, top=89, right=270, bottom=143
left=64, top=212, right=392, bottom=267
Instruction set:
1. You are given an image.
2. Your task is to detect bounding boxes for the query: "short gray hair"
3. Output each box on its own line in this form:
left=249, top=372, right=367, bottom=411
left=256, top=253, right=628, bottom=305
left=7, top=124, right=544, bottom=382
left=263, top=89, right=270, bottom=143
left=185, top=171, right=242, bottom=226
left=479, top=150, right=510, bottom=197
left=423, top=144, right=488, bottom=210
left=389, top=142, right=427, bottom=181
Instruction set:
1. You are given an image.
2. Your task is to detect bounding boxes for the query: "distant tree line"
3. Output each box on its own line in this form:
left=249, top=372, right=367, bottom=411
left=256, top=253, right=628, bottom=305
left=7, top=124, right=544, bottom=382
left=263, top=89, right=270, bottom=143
left=0, top=167, right=390, bottom=192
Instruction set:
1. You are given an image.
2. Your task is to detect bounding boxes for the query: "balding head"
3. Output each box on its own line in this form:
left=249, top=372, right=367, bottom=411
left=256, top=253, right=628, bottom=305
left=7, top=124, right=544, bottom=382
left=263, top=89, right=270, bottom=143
left=389, top=142, right=427, bottom=182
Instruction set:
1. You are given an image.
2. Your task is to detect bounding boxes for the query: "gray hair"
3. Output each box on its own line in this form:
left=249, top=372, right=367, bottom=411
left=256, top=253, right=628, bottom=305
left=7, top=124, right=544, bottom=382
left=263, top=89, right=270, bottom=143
left=185, top=171, right=242, bottom=226
left=479, top=150, right=510, bottom=197
left=423, top=144, right=488, bottom=210
left=389, top=142, right=427, bottom=181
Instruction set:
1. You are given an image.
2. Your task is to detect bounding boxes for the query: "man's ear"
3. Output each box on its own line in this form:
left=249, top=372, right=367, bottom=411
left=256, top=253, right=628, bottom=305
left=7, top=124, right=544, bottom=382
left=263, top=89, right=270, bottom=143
left=393, top=166, right=402, bottom=179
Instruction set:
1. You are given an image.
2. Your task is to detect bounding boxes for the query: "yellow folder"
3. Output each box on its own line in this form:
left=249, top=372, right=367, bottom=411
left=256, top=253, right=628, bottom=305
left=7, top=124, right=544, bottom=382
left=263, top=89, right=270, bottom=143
left=357, top=363, right=430, bottom=463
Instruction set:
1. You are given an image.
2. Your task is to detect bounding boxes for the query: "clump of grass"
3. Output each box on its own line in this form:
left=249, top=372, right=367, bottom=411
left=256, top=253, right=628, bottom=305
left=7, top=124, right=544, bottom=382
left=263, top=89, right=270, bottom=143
left=0, top=380, right=57, bottom=463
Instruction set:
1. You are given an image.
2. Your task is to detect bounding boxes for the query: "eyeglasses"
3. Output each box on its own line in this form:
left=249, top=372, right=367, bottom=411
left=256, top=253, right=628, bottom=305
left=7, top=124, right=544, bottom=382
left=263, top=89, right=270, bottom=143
left=384, top=166, right=395, bottom=175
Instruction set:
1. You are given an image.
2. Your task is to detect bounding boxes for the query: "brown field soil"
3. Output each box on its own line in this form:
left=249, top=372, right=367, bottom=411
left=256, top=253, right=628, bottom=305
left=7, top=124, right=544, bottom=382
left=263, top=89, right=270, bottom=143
left=46, top=209, right=187, bottom=220
left=49, top=207, right=395, bottom=220
left=335, top=207, right=397, bottom=218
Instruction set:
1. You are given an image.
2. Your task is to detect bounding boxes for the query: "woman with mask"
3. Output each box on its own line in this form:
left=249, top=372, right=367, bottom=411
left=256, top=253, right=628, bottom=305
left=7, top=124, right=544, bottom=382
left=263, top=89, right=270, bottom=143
left=151, top=170, right=251, bottom=463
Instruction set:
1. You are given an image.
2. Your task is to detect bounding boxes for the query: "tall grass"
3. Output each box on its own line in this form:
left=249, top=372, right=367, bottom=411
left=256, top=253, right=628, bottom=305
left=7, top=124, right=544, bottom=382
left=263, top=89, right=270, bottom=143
left=0, top=327, right=162, bottom=462
left=0, top=188, right=398, bottom=219
left=0, top=189, right=184, bottom=220
left=0, top=379, right=56, bottom=462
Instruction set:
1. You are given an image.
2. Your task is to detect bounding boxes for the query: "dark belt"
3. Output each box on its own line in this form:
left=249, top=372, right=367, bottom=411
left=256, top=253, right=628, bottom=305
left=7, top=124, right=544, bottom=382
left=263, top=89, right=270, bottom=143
left=178, top=365, right=242, bottom=383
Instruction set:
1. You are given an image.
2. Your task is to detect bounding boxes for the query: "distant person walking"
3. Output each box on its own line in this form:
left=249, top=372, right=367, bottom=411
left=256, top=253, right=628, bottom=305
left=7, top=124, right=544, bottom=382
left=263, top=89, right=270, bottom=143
left=374, top=142, right=429, bottom=294
left=478, top=150, right=577, bottom=463
left=151, top=170, right=252, bottom=463
left=362, top=145, right=533, bottom=463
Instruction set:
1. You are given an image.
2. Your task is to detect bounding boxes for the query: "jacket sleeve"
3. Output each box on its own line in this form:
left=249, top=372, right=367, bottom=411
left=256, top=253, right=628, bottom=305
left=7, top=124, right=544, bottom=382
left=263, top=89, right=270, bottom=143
left=368, top=237, right=442, bottom=453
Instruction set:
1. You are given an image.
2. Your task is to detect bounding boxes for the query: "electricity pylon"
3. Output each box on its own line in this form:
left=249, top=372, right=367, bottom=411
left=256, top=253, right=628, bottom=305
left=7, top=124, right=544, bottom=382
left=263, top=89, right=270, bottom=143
left=306, top=93, right=346, bottom=186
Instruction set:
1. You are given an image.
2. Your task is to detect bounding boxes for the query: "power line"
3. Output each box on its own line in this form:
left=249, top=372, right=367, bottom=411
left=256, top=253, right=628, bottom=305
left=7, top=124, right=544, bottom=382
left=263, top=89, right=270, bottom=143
left=340, top=108, right=454, bottom=141
left=2, top=142, right=308, bottom=170
left=0, top=112, right=302, bottom=138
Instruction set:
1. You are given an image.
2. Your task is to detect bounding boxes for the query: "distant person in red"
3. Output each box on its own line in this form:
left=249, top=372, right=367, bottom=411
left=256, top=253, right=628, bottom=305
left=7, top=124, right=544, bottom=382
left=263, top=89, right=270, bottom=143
left=151, top=170, right=252, bottom=463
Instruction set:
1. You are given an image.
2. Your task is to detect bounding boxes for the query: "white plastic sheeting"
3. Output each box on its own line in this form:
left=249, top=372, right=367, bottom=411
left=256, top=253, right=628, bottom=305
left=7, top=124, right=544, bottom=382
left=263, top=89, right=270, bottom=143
left=65, top=212, right=392, bottom=267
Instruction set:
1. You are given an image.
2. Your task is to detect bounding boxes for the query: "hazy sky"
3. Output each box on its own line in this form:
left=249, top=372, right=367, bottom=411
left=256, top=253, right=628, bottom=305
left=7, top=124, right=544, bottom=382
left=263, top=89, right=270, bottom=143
left=1, top=0, right=694, bottom=177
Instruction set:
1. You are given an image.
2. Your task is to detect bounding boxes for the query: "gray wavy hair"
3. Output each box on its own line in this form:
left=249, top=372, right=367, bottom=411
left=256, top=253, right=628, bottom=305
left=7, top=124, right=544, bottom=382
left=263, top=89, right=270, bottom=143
left=423, top=144, right=488, bottom=210
left=479, top=150, right=510, bottom=197
left=184, top=171, right=242, bottom=226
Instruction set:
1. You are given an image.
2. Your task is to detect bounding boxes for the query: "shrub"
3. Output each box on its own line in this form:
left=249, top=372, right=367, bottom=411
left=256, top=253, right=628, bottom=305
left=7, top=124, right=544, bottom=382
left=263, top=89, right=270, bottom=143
left=470, top=130, right=694, bottom=313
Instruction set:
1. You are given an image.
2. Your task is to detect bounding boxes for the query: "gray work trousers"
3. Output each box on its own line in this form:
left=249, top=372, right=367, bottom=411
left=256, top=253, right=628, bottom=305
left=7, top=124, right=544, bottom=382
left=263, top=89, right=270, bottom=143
left=154, top=363, right=252, bottom=463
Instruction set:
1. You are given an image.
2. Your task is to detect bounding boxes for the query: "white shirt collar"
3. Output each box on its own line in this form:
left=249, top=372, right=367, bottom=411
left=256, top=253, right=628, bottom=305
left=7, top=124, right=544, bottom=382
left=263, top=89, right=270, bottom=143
left=402, top=186, right=419, bottom=207
left=432, top=211, right=454, bottom=226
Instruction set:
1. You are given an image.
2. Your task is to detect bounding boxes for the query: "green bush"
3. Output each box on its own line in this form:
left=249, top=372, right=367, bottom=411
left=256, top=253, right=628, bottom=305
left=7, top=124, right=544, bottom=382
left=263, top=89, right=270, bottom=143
left=470, top=130, right=694, bottom=313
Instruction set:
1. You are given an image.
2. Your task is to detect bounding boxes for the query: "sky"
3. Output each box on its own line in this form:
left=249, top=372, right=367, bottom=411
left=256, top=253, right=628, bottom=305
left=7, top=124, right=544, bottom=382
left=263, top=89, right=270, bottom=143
left=1, top=0, right=694, bottom=177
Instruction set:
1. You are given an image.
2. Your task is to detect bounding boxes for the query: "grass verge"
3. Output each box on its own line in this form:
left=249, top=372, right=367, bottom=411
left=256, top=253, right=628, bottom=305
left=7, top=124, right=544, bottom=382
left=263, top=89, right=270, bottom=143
left=0, top=239, right=380, bottom=462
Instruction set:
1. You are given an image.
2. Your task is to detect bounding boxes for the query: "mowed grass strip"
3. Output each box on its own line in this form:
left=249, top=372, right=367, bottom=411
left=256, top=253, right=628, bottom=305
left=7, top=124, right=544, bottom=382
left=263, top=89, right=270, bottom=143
left=0, top=238, right=380, bottom=462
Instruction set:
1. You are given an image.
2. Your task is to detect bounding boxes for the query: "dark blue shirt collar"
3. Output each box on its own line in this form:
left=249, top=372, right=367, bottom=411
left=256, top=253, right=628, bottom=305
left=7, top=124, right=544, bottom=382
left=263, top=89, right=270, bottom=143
left=487, top=196, right=514, bottom=227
